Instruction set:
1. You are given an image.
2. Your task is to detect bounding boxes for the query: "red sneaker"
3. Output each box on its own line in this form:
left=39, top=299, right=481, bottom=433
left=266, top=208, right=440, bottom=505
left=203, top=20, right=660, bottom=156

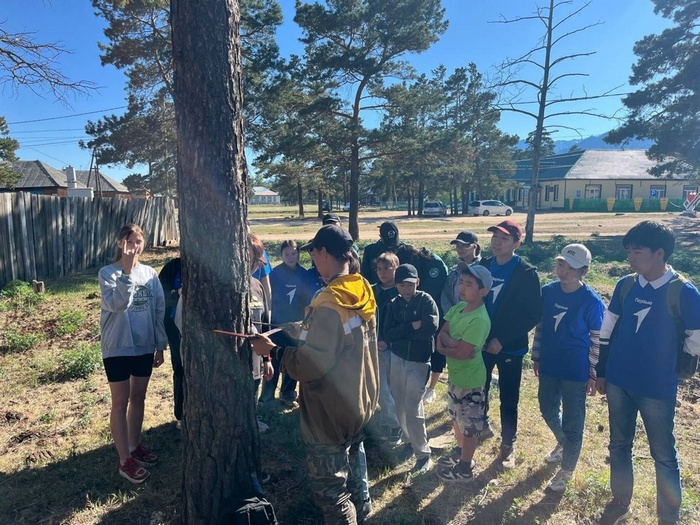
left=119, top=456, right=149, bottom=484
left=131, top=443, right=158, bottom=465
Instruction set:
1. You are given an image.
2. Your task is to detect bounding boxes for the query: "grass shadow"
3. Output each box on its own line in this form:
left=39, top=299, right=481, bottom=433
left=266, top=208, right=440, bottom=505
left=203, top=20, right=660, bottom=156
left=0, top=423, right=183, bottom=524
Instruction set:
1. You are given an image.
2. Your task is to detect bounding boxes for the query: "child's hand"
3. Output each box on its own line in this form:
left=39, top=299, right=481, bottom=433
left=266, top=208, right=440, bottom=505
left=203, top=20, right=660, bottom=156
left=263, top=360, right=274, bottom=381
left=587, top=378, right=597, bottom=396
left=595, top=378, right=606, bottom=395
left=485, top=338, right=502, bottom=355
left=153, top=350, right=164, bottom=368
left=411, top=320, right=422, bottom=330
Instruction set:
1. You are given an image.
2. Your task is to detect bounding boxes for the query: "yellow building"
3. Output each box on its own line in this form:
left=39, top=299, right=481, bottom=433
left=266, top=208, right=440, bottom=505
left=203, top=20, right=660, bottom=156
left=508, top=150, right=697, bottom=213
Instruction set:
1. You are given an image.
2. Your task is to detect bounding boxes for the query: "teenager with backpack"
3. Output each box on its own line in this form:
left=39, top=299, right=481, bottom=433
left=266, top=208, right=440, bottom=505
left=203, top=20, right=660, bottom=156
left=595, top=221, right=700, bottom=525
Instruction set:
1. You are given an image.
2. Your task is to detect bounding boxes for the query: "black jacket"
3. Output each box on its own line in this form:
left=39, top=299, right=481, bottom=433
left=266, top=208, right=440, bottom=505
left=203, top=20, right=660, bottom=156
left=383, top=291, right=439, bottom=363
left=360, top=240, right=415, bottom=282
left=480, top=256, right=542, bottom=355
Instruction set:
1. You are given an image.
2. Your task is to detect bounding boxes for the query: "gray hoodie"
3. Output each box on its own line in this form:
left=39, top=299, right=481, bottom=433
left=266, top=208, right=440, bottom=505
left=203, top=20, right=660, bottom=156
left=99, top=263, right=167, bottom=359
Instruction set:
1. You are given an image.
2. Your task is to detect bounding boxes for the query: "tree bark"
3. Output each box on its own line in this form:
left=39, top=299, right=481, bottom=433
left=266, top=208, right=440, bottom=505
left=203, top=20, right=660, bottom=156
left=171, top=0, right=260, bottom=522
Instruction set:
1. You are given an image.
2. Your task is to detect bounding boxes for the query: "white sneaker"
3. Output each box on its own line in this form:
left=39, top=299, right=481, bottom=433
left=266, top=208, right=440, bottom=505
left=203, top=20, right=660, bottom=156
left=546, top=468, right=572, bottom=493
left=423, top=388, right=436, bottom=404
left=257, top=419, right=270, bottom=433
left=545, top=443, right=564, bottom=464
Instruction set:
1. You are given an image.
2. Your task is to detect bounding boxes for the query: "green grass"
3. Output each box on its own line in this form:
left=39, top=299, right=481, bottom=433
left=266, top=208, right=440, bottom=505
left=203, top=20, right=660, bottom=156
left=2, top=212, right=700, bottom=524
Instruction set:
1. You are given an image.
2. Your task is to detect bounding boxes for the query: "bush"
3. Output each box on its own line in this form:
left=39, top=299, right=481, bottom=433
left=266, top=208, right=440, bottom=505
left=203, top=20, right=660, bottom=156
left=57, top=343, right=102, bottom=381
left=3, top=330, right=42, bottom=353
left=0, top=280, right=45, bottom=312
left=54, top=310, right=87, bottom=336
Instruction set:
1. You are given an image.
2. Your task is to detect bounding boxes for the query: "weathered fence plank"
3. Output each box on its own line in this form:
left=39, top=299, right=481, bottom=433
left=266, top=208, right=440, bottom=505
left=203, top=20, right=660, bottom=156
left=0, top=193, right=179, bottom=289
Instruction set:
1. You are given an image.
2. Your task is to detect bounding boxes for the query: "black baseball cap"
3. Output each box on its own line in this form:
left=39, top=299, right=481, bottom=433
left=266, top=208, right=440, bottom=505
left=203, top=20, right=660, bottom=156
left=322, top=213, right=341, bottom=225
left=379, top=221, right=400, bottom=247
left=394, top=263, right=418, bottom=283
left=300, top=225, right=353, bottom=256
left=450, top=231, right=479, bottom=245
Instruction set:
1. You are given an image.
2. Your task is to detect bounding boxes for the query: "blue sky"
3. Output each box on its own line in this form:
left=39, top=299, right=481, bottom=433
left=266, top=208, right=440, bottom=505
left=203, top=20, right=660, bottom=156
left=3, top=0, right=669, bottom=182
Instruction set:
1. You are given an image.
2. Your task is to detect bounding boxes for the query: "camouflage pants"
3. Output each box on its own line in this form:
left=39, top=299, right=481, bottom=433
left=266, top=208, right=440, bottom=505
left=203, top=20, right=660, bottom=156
left=306, top=434, right=369, bottom=525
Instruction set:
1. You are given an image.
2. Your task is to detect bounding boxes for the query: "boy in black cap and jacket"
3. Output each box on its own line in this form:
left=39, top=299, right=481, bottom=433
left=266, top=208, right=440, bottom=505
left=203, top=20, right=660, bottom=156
left=480, top=219, right=542, bottom=470
left=383, top=263, right=439, bottom=475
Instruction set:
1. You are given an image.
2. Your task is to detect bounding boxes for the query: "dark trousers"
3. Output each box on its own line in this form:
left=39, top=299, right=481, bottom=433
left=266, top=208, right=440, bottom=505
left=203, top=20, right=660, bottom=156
left=164, top=317, right=184, bottom=421
left=259, top=356, right=298, bottom=403
left=483, top=352, right=524, bottom=448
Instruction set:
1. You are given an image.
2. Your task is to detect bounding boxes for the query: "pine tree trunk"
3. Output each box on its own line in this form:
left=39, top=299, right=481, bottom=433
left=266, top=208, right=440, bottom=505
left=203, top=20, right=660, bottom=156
left=171, top=0, right=260, bottom=522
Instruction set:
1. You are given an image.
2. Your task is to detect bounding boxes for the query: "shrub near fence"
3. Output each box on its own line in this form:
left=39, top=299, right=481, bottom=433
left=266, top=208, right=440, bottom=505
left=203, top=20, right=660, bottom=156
left=0, top=193, right=179, bottom=289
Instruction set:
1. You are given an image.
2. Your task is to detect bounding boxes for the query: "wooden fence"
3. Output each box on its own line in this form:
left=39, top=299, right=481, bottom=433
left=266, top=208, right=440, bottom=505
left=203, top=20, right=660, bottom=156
left=0, top=193, right=179, bottom=289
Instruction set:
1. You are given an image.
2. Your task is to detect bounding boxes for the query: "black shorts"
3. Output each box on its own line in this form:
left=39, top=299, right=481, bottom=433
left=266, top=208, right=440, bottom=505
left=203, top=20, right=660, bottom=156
left=103, top=353, right=154, bottom=382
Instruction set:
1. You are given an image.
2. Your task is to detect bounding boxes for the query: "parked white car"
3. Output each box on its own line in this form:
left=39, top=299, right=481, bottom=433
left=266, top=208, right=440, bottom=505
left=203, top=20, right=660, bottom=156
left=423, top=201, right=447, bottom=217
left=467, top=200, right=513, bottom=216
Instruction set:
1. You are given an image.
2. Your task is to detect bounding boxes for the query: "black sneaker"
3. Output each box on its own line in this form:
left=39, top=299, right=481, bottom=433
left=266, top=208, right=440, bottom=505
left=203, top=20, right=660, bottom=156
left=437, top=447, right=462, bottom=468
left=500, top=444, right=515, bottom=470
left=395, top=442, right=414, bottom=462
left=596, top=499, right=631, bottom=525
left=437, top=460, right=475, bottom=482
left=411, top=456, right=433, bottom=475
left=385, top=427, right=403, bottom=446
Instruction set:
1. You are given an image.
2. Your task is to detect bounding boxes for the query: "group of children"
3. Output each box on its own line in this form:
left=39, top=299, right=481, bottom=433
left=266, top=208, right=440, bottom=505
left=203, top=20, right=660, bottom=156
left=367, top=219, right=700, bottom=525
left=99, top=217, right=700, bottom=525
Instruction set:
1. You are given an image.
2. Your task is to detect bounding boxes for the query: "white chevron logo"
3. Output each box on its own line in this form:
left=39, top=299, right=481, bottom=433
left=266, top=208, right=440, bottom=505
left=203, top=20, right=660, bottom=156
left=491, top=283, right=504, bottom=303
left=553, top=311, right=566, bottom=332
left=634, top=307, right=651, bottom=333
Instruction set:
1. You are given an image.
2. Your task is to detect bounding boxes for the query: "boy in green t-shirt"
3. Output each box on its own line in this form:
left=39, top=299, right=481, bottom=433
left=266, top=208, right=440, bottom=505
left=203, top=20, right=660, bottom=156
left=435, top=265, right=492, bottom=482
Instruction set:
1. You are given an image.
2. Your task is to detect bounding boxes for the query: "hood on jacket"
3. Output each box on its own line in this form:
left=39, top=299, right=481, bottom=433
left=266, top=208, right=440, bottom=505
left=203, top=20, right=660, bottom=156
left=314, top=274, right=376, bottom=323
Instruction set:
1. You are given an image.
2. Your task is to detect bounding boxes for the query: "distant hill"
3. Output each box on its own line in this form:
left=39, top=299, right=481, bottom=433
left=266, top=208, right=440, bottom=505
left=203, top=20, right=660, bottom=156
left=516, top=132, right=654, bottom=154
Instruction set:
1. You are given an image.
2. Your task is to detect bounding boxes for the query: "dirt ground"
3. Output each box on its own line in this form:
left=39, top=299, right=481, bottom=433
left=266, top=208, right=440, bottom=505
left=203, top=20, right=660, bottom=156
left=249, top=210, right=700, bottom=243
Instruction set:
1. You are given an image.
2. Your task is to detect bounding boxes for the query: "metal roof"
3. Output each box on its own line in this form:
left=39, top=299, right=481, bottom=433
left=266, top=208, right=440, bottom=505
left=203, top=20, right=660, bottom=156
left=3, top=160, right=87, bottom=189
left=511, top=149, right=683, bottom=182
left=74, top=169, right=128, bottom=193
left=1, top=160, right=128, bottom=193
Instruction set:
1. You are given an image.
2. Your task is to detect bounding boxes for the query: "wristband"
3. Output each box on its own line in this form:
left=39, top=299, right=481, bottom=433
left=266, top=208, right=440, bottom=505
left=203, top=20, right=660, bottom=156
left=271, top=345, right=281, bottom=361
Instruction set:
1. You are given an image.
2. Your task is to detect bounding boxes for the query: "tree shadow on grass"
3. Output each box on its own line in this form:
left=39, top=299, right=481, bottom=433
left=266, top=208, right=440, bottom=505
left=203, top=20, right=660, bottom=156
left=0, top=422, right=183, bottom=524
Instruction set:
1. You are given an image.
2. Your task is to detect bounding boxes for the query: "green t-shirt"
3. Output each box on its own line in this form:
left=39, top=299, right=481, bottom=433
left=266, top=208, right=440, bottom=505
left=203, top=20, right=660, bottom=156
left=443, top=302, right=491, bottom=389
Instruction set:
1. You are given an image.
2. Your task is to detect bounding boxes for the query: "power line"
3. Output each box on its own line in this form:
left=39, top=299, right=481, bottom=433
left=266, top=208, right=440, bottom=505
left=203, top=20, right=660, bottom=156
left=8, top=106, right=128, bottom=125
left=12, top=128, right=86, bottom=134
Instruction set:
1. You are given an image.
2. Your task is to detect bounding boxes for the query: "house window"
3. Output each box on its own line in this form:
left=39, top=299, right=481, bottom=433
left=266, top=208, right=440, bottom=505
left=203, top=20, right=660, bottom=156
left=553, top=185, right=559, bottom=201
left=650, top=185, right=665, bottom=199
left=683, top=186, right=698, bottom=200
left=616, top=185, right=632, bottom=200
left=584, top=185, right=601, bottom=199
left=544, top=186, right=550, bottom=202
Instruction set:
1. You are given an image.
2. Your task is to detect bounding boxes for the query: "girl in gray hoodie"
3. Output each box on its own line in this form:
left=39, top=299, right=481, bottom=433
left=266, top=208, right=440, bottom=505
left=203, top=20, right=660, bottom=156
left=99, top=224, right=167, bottom=484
